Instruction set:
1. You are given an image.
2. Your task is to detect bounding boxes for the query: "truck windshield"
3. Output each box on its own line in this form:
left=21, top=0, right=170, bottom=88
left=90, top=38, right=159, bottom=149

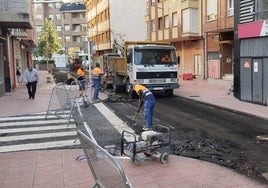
left=134, top=48, right=177, bottom=65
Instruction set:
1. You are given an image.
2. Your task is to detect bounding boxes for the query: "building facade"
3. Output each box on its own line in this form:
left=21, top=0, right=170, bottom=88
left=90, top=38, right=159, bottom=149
left=146, top=0, right=234, bottom=80
left=234, top=0, right=268, bottom=105
left=34, top=0, right=87, bottom=60
left=0, top=0, right=36, bottom=97
left=83, top=0, right=147, bottom=55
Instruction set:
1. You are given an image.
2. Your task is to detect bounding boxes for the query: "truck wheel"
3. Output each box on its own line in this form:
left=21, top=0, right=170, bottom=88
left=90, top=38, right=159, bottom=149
left=126, top=80, right=136, bottom=99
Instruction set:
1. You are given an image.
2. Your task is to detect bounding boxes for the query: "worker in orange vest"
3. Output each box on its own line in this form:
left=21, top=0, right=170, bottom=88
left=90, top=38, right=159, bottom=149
left=133, top=84, right=155, bottom=131
left=77, top=65, right=86, bottom=97
left=92, top=63, right=102, bottom=100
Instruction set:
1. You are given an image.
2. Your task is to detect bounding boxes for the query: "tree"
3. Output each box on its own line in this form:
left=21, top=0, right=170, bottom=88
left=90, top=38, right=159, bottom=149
left=37, top=18, right=61, bottom=70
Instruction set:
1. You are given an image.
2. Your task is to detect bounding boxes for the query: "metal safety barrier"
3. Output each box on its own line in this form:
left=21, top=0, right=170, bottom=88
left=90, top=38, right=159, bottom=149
left=77, top=130, right=132, bottom=188
left=45, top=83, right=78, bottom=120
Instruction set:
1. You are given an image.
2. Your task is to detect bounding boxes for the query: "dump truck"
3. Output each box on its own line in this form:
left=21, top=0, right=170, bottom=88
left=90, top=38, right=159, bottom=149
left=100, top=53, right=121, bottom=90
left=105, top=41, right=180, bottom=98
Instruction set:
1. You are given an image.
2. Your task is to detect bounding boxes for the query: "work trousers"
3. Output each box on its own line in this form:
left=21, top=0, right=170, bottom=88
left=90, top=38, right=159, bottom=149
left=144, top=99, right=155, bottom=129
left=93, top=78, right=100, bottom=99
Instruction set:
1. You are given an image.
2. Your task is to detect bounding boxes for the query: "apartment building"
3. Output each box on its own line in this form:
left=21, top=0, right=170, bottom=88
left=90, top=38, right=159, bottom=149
left=146, top=0, right=234, bottom=80
left=83, top=0, right=147, bottom=55
left=34, top=0, right=87, bottom=58
left=203, top=0, right=234, bottom=80
left=234, top=0, right=268, bottom=105
left=0, top=0, right=36, bottom=97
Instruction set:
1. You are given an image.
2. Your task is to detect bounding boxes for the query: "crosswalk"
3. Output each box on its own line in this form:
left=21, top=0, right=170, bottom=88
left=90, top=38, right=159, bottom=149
left=0, top=111, right=80, bottom=153
left=0, top=103, right=137, bottom=153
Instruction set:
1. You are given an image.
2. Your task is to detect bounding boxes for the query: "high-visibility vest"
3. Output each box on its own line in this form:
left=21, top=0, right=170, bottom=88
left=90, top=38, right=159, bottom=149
left=92, top=67, right=101, bottom=79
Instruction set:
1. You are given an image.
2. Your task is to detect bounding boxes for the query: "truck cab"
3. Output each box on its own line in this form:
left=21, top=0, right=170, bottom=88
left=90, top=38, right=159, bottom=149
left=125, top=42, right=179, bottom=98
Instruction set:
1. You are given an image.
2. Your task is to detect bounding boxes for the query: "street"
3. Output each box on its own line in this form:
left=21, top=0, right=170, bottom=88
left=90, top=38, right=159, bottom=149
left=0, top=91, right=267, bottom=184
left=103, top=94, right=268, bottom=184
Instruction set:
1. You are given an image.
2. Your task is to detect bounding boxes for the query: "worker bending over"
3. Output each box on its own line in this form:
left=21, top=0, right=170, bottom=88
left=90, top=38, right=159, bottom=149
left=133, top=84, right=155, bottom=131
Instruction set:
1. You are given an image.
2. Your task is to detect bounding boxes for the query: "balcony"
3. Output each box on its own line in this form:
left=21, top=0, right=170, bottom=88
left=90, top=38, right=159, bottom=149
left=0, top=0, right=33, bottom=29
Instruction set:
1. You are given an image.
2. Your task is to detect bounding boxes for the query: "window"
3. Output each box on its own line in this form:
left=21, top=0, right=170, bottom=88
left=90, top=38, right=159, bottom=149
left=206, top=0, right=217, bottom=21
left=152, top=20, right=156, bottom=31
left=164, top=15, right=169, bottom=28
left=56, top=14, right=61, bottom=20
left=182, top=8, right=198, bottom=33
left=48, top=3, right=53, bottom=9
left=64, top=25, right=70, bottom=31
left=36, top=26, right=42, bottom=32
left=56, top=26, right=61, bottom=31
left=158, top=17, right=163, bottom=30
left=65, top=36, right=71, bottom=42
left=134, top=49, right=177, bottom=65
left=48, top=14, right=54, bottom=20
left=146, top=22, right=150, bottom=39
left=82, top=36, right=87, bottom=42
left=55, top=2, right=61, bottom=9
left=72, top=13, right=80, bottom=19
left=172, top=12, right=178, bottom=27
left=256, top=0, right=268, bottom=20
left=74, top=24, right=81, bottom=32
left=73, top=36, right=81, bottom=43
left=82, top=24, right=87, bottom=32
left=227, top=0, right=234, bottom=16
left=64, top=13, right=70, bottom=19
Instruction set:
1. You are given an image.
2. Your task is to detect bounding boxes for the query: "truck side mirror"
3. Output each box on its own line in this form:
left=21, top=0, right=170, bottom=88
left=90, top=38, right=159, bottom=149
left=177, top=56, right=180, bottom=65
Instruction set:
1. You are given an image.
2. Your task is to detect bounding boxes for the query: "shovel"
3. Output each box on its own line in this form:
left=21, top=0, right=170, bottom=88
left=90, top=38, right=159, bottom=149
left=133, top=101, right=142, bottom=122
left=132, top=111, right=138, bottom=122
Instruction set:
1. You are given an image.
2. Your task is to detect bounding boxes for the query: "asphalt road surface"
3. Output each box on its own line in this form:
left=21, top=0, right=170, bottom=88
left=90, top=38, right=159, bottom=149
left=103, top=93, right=268, bottom=184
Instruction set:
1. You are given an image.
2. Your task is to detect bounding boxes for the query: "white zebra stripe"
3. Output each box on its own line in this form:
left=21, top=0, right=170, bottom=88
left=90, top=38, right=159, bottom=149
left=0, top=114, right=70, bottom=121
left=0, top=140, right=80, bottom=153
left=0, top=124, right=76, bottom=134
left=1, top=131, right=77, bottom=142
left=93, top=103, right=136, bottom=142
left=0, top=119, right=71, bottom=127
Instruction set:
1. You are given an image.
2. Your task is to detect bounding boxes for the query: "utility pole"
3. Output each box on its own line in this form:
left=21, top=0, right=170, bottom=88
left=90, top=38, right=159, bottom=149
left=88, top=41, right=92, bottom=99
left=46, top=34, right=49, bottom=72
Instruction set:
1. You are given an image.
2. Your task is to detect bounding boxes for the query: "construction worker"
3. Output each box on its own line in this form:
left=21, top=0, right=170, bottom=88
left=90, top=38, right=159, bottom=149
left=133, top=84, right=155, bottom=130
left=92, top=63, right=102, bottom=100
left=77, top=65, right=86, bottom=97
left=161, top=54, right=171, bottom=63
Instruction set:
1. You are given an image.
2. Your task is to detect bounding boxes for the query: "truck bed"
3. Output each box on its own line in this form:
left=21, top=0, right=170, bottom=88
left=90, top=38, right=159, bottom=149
left=109, top=57, right=127, bottom=76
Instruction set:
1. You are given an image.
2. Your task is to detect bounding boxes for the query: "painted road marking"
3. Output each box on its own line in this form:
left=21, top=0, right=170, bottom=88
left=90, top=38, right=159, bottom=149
left=0, top=140, right=80, bottom=153
left=1, top=131, right=77, bottom=142
left=93, top=103, right=137, bottom=142
left=0, top=124, right=76, bottom=134
left=0, top=114, right=70, bottom=122
left=256, top=135, right=268, bottom=141
left=0, top=119, right=71, bottom=127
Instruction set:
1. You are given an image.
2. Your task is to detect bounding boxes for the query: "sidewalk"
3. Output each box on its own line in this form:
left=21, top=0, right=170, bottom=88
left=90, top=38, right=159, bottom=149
left=0, top=71, right=267, bottom=187
left=175, top=78, right=268, bottom=120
